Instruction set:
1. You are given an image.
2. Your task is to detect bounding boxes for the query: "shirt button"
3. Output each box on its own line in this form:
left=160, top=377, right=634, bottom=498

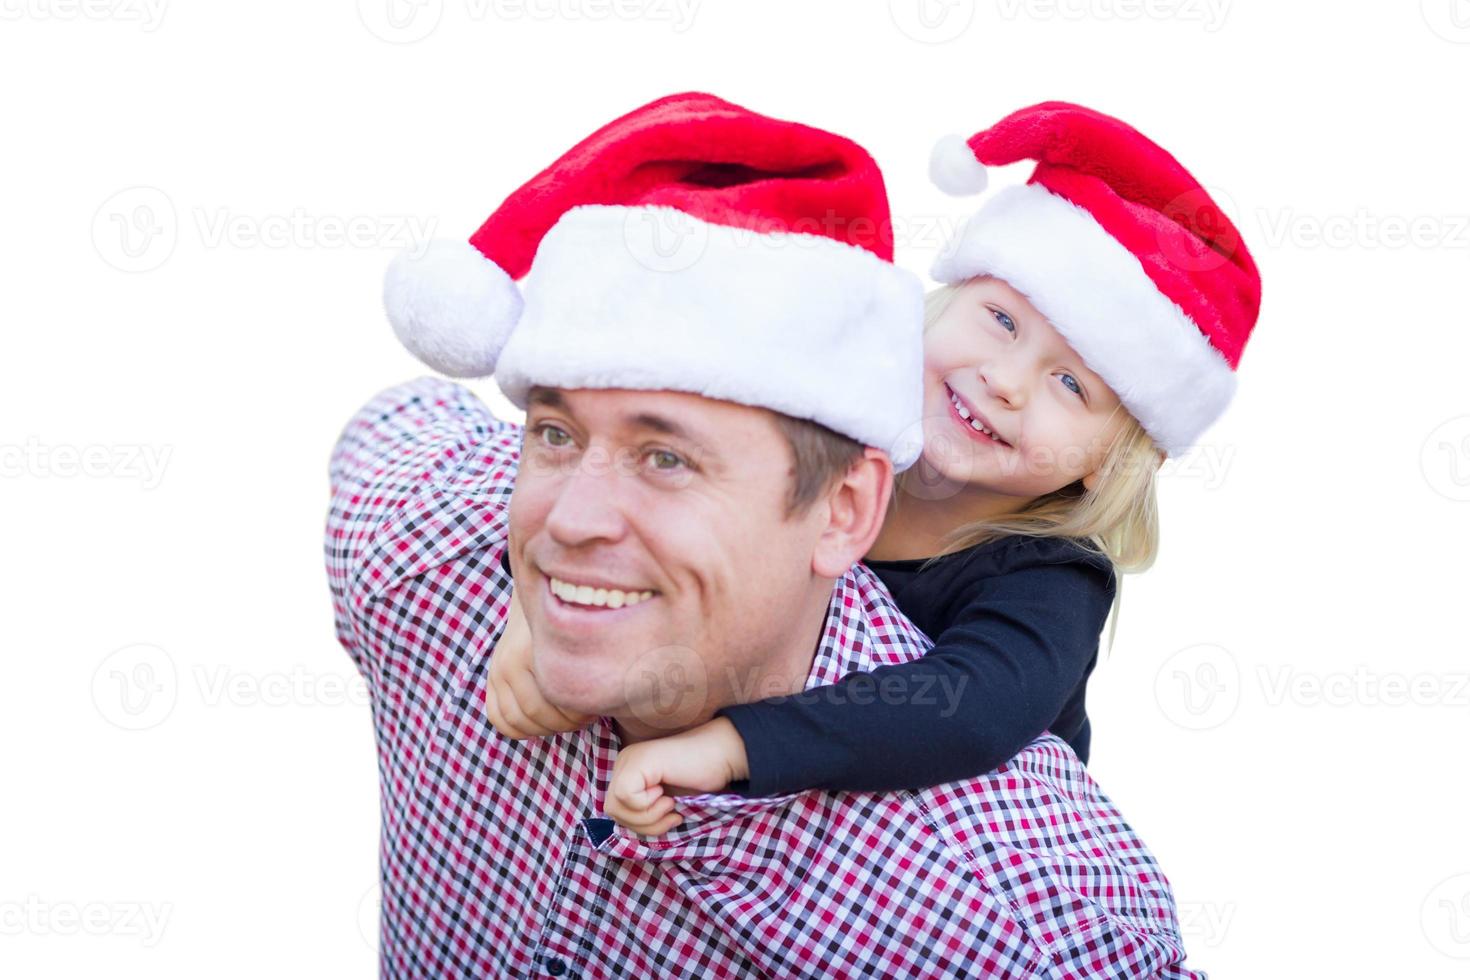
left=545, top=957, right=568, bottom=976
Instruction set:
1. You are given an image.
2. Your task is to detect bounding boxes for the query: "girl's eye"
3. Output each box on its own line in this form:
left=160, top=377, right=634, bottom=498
left=1059, top=374, right=1085, bottom=400
left=990, top=308, right=1016, bottom=334
left=648, top=449, right=688, bottom=472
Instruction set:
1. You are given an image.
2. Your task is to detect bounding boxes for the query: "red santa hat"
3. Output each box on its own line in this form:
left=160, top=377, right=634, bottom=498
left=927, top=101, right=1262, bottom=457
left=384, top=92, right=925, bottom=468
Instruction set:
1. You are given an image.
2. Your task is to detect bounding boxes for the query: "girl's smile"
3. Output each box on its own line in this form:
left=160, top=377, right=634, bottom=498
left=943, top=382, right=1012, bottom=449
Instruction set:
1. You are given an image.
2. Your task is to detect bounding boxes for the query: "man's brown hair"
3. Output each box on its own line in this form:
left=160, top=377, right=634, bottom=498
left=770, top=414, right=865, bottom=519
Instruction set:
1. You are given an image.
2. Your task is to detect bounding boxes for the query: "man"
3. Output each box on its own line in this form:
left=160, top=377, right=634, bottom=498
left=326, top=92, right=1201, bottom=977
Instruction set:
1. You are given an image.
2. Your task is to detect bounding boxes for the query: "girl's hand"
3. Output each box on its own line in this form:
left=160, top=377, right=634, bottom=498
left=606, top=718, right=750, bottom=836
left=484, top=586, right=594, bottom=739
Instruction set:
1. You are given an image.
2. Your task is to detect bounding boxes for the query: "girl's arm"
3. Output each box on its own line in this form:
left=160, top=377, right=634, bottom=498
left=715, top=537, right=1116, bottom=796
left=484, top=575, right=595, bottom=739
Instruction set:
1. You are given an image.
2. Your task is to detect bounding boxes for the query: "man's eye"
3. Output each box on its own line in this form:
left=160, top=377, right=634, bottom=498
left=648, top=449, right=687, bottom=472
left=536, top=424, right=572, bottom=448
left=990, top=308, right=1016, bottom=333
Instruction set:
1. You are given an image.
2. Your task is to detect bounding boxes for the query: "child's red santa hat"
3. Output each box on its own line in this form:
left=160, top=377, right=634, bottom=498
left=384, top=92, right=926, bottom=468
left=928, top=101, right=1262, bottom=457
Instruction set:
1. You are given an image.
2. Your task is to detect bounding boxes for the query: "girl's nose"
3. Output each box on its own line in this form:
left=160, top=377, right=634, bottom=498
left=979, top=362, right=1026, bottom=408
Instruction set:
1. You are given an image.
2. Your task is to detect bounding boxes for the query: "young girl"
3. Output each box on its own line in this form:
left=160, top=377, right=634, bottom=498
left=486, top=101, right=1261, bottom=835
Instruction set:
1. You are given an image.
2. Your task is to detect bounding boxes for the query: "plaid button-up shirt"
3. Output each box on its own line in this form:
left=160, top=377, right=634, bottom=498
left=325, top=376, right=1204, bottom=979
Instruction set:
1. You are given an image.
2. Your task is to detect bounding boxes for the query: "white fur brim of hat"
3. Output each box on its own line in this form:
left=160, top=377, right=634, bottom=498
left=487, top=205, right=928, bottom=469
left=931, top=184, right=1236, bottom=457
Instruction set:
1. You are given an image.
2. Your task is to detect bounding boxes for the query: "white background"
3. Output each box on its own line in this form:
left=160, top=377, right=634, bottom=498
left=3, top=1, right=1468, bottom=977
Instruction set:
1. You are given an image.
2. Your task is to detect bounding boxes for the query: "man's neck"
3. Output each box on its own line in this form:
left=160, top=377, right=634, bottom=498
left=612, top=577, right=836, bottom=746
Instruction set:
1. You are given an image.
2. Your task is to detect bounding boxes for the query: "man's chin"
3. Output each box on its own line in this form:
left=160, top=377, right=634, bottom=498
left=532, top=649, right=626, bottom=719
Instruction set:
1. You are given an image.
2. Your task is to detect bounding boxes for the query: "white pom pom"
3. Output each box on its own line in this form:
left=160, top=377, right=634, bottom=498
left=383, top=239, right=523, bottom=378
left=929, top=134, right=988, bottom=197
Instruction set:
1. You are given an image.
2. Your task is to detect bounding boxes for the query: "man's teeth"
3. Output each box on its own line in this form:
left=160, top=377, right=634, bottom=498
left=949, top=390, right=1005, bottom=443
left=549, top=577, right=655, bottom=609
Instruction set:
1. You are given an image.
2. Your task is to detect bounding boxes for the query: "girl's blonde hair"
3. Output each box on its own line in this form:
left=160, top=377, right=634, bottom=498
left=895, top=281, right=1165, bottom=652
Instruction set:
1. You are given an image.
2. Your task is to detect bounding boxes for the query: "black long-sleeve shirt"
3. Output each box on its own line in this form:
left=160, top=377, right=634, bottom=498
left=716, top=534, right=1117, bottom=796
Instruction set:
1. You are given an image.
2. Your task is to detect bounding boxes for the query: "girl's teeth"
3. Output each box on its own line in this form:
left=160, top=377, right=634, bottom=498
left=949, top=390, right=1005, bottom=444
left=551, top=577, right=655, bottom=609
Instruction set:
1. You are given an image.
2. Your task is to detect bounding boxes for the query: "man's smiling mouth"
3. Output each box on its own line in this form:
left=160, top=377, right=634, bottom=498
left=547, top=575, right=656, bottom=610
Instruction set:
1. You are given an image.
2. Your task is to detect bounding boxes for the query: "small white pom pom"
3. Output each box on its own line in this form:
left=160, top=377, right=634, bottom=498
left=929, top=134, right=988, bottom=197
left=383, top=239, right=523, bottom=378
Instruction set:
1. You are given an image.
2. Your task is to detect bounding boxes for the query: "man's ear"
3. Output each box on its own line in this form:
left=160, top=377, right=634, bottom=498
left=812, top=448, right=893, bottom=579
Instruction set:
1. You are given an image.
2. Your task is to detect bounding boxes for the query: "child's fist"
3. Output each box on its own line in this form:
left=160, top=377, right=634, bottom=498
left=605, top=718, right=750, bottom=836
left=484, top=587, right=594, bottom=739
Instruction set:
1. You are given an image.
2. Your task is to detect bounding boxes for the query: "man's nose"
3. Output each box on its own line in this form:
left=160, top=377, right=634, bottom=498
left=543, top=452, right=632, bottom=548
